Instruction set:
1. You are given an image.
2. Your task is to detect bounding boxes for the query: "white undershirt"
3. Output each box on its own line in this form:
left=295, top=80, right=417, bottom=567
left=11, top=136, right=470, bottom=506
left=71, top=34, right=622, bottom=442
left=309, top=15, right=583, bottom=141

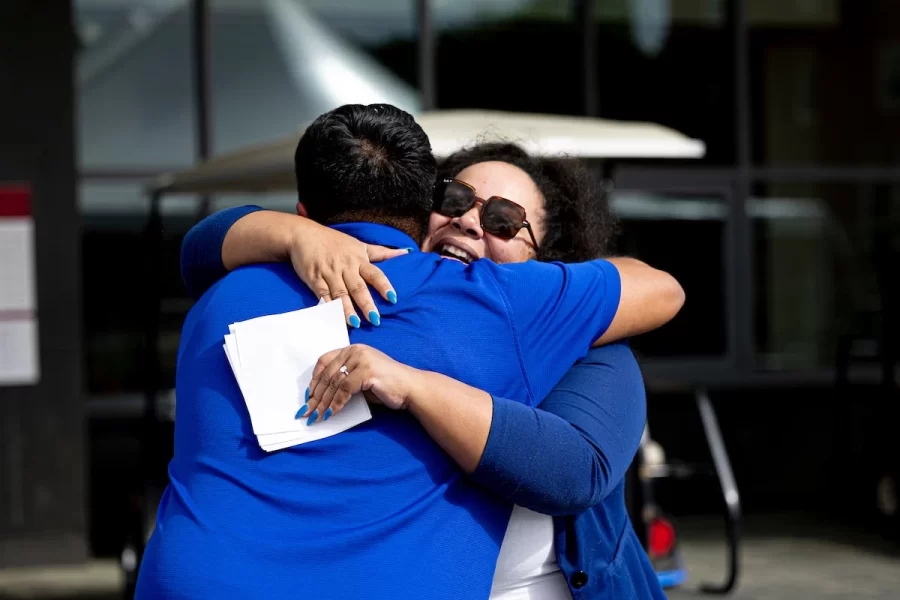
left=489, top=505, right=571, bottom=600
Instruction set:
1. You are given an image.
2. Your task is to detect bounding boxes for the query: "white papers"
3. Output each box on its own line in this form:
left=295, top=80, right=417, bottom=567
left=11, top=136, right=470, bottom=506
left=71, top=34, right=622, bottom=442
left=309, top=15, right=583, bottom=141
left=223, top=299, right=371, bottom=452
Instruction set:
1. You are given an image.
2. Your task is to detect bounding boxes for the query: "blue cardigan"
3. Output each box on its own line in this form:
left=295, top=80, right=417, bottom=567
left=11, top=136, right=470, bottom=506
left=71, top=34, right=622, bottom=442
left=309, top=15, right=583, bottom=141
left=181, top=207, right=666, bottom=599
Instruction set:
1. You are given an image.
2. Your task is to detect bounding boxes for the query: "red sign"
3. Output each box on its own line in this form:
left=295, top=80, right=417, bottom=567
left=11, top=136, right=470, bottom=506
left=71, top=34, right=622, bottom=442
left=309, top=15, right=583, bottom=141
left=0, top=184, right=31, bottom=217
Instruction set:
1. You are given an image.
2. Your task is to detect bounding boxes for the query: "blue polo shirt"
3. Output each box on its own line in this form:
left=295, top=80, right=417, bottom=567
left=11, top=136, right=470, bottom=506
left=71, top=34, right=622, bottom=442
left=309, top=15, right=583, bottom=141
left=136, top=222, right=621, bottom=600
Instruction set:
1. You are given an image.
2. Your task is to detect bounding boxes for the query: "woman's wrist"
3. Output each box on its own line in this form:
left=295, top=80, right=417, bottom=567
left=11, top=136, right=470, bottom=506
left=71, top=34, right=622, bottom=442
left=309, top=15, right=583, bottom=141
left=221, top=210, right=314, bottom=269
left=404, top=369, right=440, bottom=414
left=284, top=214, right=318, bottom=261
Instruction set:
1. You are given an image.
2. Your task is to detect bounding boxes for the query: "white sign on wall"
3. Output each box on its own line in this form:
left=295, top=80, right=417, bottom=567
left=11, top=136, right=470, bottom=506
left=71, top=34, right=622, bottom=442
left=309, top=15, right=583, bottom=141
left=0, top=184, right=40, bottom=385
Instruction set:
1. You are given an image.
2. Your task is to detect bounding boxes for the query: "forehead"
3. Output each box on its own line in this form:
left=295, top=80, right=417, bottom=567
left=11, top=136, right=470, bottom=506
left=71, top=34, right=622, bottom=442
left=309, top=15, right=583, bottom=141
left=454, top=161, right=542, bottom=206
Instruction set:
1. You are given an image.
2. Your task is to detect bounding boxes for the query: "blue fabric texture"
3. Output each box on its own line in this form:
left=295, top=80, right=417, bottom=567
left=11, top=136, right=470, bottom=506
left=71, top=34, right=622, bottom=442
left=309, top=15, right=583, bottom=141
left=179, top=205, right=264, bottom=299
left=136, top=219, right=621, bottom=600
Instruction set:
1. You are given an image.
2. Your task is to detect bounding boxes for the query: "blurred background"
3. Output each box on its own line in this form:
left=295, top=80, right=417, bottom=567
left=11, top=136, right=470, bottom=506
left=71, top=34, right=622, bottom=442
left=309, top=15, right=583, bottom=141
left=1, top=0, right=899, bottom=597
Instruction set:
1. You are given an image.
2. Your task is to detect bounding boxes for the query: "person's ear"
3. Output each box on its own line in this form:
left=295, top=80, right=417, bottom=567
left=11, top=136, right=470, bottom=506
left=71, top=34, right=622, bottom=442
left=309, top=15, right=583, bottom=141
left=296, top=202, right=308, bottom=218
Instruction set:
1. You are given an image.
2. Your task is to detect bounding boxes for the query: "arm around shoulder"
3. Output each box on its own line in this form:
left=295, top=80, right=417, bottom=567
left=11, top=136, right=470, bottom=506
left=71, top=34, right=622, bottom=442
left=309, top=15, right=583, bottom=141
left=593, top=257, right=684, bottom=347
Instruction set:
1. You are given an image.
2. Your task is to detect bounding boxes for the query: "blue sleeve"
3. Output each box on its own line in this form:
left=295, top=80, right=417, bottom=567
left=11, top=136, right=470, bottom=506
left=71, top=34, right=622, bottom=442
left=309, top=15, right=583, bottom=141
left=180, top=205, right=264, bottom=299
left=488, top=259, right=621, bottom=405
left=470, top=342, right=646, bottom=516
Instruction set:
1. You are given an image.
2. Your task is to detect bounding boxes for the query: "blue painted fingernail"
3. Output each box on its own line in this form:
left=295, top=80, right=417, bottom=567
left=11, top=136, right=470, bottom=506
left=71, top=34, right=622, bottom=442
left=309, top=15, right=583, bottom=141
left=386, top=290, right=397, bottom=304
left=348, top=314, right=360, bottom=328
left=295, top=405, right=308, bottom=419
left=403, top=247, right=414, bottom=253
left=305, top=388, right=310, bottom=402
left=323, top=408, right=333, bottom=422
left=368, top=311, right=380, bottom=326
left=306, top=410, right=319, bottom=426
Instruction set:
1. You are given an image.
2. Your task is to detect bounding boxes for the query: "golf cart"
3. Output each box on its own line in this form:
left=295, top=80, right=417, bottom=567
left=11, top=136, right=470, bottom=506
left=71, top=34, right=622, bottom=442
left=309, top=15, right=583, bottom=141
left=127, top=110, right=737, bottom=596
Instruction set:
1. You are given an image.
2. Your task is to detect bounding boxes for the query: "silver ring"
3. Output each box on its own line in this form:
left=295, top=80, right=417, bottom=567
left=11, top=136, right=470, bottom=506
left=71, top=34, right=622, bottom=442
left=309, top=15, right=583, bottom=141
left=339, top=365, right=350, bottom=376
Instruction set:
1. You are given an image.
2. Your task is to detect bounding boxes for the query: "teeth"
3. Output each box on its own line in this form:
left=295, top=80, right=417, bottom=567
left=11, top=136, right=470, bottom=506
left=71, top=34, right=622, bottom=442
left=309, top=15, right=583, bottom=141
left=440, top=244, right=473, bottom=263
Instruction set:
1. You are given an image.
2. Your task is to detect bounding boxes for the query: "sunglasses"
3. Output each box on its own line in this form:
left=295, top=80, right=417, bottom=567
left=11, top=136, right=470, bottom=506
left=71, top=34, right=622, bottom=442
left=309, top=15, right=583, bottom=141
left=432, top=178, right=539, bottom=249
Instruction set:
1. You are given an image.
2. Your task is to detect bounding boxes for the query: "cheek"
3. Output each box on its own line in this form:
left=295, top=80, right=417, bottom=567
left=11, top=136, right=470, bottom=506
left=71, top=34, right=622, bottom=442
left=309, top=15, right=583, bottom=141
left=484, top=239, right=513, bottom=264
left=484, top=237, right=533, bottom=265
left=422, top=213, right=451, bottom=252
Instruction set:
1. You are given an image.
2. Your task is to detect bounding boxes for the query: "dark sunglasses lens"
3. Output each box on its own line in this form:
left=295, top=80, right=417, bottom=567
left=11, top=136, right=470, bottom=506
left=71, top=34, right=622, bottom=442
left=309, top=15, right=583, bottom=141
left=482, top=198, right=526, bottom=239
left=435, top=181, right=476, bottom=217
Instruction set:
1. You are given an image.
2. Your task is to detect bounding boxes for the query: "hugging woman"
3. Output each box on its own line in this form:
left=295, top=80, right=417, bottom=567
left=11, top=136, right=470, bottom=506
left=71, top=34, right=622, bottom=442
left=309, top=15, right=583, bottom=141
left=179, top=140, right=673, bottom=600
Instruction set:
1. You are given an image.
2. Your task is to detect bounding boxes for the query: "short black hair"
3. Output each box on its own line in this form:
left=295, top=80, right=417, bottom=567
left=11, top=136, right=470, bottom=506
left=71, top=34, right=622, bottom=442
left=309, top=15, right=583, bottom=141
left=294, top=104, right=436, bottom=225
left=438, top=142, right=618, bottom=262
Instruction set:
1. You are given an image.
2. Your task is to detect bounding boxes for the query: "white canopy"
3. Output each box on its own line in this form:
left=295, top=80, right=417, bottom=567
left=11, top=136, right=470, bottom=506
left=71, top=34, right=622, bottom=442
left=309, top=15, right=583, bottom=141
left=148, top=110, right=706, bottom=195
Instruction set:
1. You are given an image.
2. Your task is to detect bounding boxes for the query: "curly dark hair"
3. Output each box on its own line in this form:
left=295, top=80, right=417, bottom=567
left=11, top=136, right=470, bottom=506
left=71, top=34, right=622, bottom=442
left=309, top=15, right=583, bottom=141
left=437, top=142, right=618, bottom=262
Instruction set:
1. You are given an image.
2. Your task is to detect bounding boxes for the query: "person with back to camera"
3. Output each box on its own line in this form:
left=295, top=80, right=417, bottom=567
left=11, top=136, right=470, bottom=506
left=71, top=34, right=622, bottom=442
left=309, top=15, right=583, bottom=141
left=140, top=104, right=682, bottom=599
